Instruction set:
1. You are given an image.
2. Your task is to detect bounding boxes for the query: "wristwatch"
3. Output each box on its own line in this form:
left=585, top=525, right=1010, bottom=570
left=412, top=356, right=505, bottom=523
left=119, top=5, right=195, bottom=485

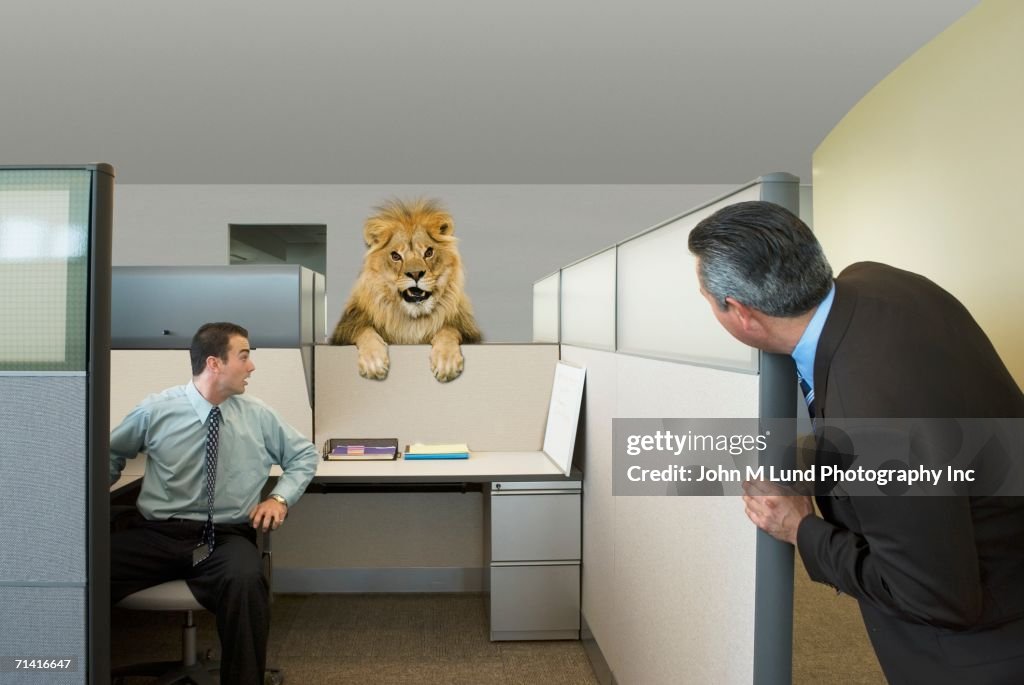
left=269, top=494, right=288, bottom=507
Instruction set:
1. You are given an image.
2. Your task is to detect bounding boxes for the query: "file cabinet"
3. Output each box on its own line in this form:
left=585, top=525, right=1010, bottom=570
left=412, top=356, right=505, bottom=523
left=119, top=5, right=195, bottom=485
left=486, top=479, right=582, bottom=640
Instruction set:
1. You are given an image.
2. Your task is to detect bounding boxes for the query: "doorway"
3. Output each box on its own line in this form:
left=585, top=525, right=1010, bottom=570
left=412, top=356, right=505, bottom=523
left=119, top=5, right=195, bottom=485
left=229, top=224, right=326, bottom=275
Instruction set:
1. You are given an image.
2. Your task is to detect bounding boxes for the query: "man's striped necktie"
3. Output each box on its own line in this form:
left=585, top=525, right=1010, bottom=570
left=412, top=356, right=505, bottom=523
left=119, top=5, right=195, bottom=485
left=194, top=405, right=221, bottom=566
left=798, top=374, right=816, bottom=421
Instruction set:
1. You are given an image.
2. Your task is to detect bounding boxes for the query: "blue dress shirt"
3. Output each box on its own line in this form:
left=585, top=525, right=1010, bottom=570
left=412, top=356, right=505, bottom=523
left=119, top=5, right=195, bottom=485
left=110, top=381, right=318, bottom=523
left=790, top=283, right=836, bottom=393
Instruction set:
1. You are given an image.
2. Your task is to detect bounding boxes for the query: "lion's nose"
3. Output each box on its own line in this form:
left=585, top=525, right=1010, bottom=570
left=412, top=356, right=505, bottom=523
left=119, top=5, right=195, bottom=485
left=406, top=271, right=425, bottom=282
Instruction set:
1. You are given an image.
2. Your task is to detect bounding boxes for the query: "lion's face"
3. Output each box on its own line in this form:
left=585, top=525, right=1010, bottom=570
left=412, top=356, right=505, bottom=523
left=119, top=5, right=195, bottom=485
left=363, top=200, right=462, bottom=321
left=333, top=198, right=481, bottom=349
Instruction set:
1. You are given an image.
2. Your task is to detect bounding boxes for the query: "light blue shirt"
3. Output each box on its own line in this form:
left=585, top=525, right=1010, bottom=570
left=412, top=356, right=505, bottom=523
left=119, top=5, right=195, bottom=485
left=790, top=283, right=836, bottom=392
left=110, top=381, right=318, bottom=523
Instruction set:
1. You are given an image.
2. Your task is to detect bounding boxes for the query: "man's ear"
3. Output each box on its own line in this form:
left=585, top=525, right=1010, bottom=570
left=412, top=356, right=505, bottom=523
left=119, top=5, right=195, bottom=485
left=724, top=297, right=759, bottom=332
left=205, top=355, right=221, bottom=374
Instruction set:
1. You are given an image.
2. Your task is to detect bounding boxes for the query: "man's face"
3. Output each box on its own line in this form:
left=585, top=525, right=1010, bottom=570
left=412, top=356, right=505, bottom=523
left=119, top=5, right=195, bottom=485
left=215, top=335, right=255, bottom=397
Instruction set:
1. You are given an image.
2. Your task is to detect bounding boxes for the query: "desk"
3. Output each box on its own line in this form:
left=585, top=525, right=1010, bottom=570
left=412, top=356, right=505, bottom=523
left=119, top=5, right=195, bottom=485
left=272, top=451, right=582, bottom=641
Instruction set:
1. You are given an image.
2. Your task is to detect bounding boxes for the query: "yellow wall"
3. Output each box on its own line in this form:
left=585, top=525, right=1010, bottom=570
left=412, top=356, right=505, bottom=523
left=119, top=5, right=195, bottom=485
left=813, top=0, right=1024, bottom=385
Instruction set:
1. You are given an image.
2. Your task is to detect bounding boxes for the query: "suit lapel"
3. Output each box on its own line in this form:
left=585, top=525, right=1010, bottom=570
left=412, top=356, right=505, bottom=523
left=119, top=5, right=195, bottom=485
left=813, top=276, right=856, bottom=421
left=812, top=276, right=859, bottom=517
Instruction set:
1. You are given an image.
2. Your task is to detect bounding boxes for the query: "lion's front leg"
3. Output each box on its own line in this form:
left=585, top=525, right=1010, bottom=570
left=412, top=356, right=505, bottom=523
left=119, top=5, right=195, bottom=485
left=429, top=328, right=465, bottom=382
left=354, top=328, right=390, bottom=380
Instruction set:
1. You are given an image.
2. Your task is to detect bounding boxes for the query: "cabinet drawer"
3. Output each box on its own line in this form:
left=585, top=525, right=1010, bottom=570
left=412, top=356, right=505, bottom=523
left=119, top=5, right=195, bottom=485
left=490, top=563, right=580, bottom=639
left=491, top=493, right=580, bottom=562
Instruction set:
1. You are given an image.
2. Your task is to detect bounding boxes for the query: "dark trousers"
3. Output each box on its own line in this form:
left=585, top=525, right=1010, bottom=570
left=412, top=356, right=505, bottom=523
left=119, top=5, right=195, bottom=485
left=111, top=512, right=269, bottom=685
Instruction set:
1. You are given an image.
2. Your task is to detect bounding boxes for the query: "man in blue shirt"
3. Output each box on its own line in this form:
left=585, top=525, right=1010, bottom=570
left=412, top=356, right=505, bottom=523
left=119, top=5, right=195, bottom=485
left=688, top=201, right=1024, bottom=684
left=110, top=322, right=318, bottom=685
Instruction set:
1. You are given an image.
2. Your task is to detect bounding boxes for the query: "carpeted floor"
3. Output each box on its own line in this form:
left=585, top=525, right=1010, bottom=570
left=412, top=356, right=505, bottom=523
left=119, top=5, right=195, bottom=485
left=112, top=578, right=883, bottom=684
left=112, top=593, right=599, bottom=684
left=792, top=556, right=887, bottom=684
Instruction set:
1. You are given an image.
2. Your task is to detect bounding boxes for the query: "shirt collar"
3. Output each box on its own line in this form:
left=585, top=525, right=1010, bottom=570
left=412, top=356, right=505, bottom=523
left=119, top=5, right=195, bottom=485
left=185, top=380, right=220, bottom=425
left=790, top=283, right=835, bottom=392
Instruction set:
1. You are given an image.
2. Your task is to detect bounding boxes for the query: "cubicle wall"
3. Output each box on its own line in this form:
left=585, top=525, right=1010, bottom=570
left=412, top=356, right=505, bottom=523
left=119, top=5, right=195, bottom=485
left=109, top=349, right=312, bottom=441
left=0, top=166, right=113, bottom=684
left=112, top=265, right=324, bottom=349
left=535, top=174, right=799, bottom=685
left=532, top=272, right=560, bottom=344
left=111, top=265, right=325, bottom=401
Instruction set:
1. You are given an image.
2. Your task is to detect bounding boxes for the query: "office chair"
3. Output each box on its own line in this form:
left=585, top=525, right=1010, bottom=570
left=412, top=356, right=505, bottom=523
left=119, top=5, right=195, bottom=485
left=111, top=531, right=280, bottom=685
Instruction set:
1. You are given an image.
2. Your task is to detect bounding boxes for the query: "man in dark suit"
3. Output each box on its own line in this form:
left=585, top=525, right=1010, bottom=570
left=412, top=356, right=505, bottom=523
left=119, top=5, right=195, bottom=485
left=688, top=200, right=1024, bottom=684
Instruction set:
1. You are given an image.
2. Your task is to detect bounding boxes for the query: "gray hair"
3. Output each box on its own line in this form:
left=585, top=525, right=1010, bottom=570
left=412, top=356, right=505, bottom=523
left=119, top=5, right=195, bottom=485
left=688, top=201, right=832, bottom=317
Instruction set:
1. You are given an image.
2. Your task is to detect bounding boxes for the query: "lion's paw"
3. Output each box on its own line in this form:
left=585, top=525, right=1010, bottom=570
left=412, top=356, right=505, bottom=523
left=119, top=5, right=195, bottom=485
left=358, top=344, right=390, bottom=380
left=430, top=342, right=464, bottom=383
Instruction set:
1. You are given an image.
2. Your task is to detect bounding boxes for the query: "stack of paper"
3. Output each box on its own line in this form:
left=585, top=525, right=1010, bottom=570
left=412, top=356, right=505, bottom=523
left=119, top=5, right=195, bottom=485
left=404, top=443, right=470, bottom=460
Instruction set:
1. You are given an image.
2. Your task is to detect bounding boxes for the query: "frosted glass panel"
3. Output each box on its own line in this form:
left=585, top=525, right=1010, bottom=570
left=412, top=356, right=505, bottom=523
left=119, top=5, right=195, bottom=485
left=561, top=248, right=615, bottom=350
left=0, top=170, right=91, bottom=371
left=617, top=185, right=760, bottom=370
left=532, top=273, right=560, bottom=343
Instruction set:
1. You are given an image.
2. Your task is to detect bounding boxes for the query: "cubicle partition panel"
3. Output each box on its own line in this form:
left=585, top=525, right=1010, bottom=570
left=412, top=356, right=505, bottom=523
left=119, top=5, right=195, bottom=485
left=111, top=265, right=324, bottom=350
left=532, top=271, right=560, bottom=344
left=540, top=174, right=799, bottom=685
left=560, top=248, right=616, bottom=351
left=109, top=349, right=313, bottom=436
left=0, top=165, right=113, bottom=684
left=571, top=346, right=763, bottom=684
left=314, top=345, right=558, bottom=451
left=111, top=265, right=324, bottom=402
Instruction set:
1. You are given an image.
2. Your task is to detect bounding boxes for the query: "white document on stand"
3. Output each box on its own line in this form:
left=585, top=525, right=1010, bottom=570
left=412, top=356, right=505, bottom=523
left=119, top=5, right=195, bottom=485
left=542, top=361, right=587, bottom=476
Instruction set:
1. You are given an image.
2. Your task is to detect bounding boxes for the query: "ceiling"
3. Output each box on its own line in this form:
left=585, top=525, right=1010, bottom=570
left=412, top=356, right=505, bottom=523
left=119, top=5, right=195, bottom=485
left=1, top=0, right=978, bottom=184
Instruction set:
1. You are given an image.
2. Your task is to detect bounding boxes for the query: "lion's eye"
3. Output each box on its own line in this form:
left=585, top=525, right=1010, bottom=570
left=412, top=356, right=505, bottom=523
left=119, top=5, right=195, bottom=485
left=390, top=251, right=402, bottom=262
left=424, top=247, right=434, bottom=258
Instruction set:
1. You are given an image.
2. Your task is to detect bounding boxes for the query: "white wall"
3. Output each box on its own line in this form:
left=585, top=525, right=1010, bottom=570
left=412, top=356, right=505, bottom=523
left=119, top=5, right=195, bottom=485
left=813, top=0, right=1024, bottom=385
left=113, top=184, right=732, bottom=342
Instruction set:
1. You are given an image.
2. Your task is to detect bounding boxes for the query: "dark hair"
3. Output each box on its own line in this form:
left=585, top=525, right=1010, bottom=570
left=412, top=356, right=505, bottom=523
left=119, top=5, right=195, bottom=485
left=687, top=201, right=832, bottom=317
left=190, top=322, right=249, bottom=376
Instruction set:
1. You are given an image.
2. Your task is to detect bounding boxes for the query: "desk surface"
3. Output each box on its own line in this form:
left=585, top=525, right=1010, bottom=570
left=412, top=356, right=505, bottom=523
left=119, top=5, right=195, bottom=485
left=117, top=452, right=579, bottom=491
left=110, top=474, right=142, bottom=496
left=272, top=450, right=579, bottom=483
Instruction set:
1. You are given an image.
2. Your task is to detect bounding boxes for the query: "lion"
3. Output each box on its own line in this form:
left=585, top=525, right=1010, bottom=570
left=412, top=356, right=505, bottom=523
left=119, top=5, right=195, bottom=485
left=330, top=198, right=482, bottom=382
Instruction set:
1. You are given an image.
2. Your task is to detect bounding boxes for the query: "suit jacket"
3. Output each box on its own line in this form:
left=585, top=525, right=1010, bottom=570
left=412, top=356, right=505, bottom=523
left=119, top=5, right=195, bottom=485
left=795, top=262, right=1024, bottom=684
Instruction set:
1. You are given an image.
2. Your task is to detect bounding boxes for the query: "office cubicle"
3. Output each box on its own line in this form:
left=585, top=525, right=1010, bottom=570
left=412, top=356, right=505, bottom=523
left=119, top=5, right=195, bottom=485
left=0, top=165, right=113, bottom=684
left=534, top=173, right=799, bottom=685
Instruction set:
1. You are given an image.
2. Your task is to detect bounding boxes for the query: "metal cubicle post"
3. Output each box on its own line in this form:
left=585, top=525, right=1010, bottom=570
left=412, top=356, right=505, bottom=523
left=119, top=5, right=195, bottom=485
left=752, top=174, right=800, bottom=685
left=87, top=165, right=114, bottom=685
